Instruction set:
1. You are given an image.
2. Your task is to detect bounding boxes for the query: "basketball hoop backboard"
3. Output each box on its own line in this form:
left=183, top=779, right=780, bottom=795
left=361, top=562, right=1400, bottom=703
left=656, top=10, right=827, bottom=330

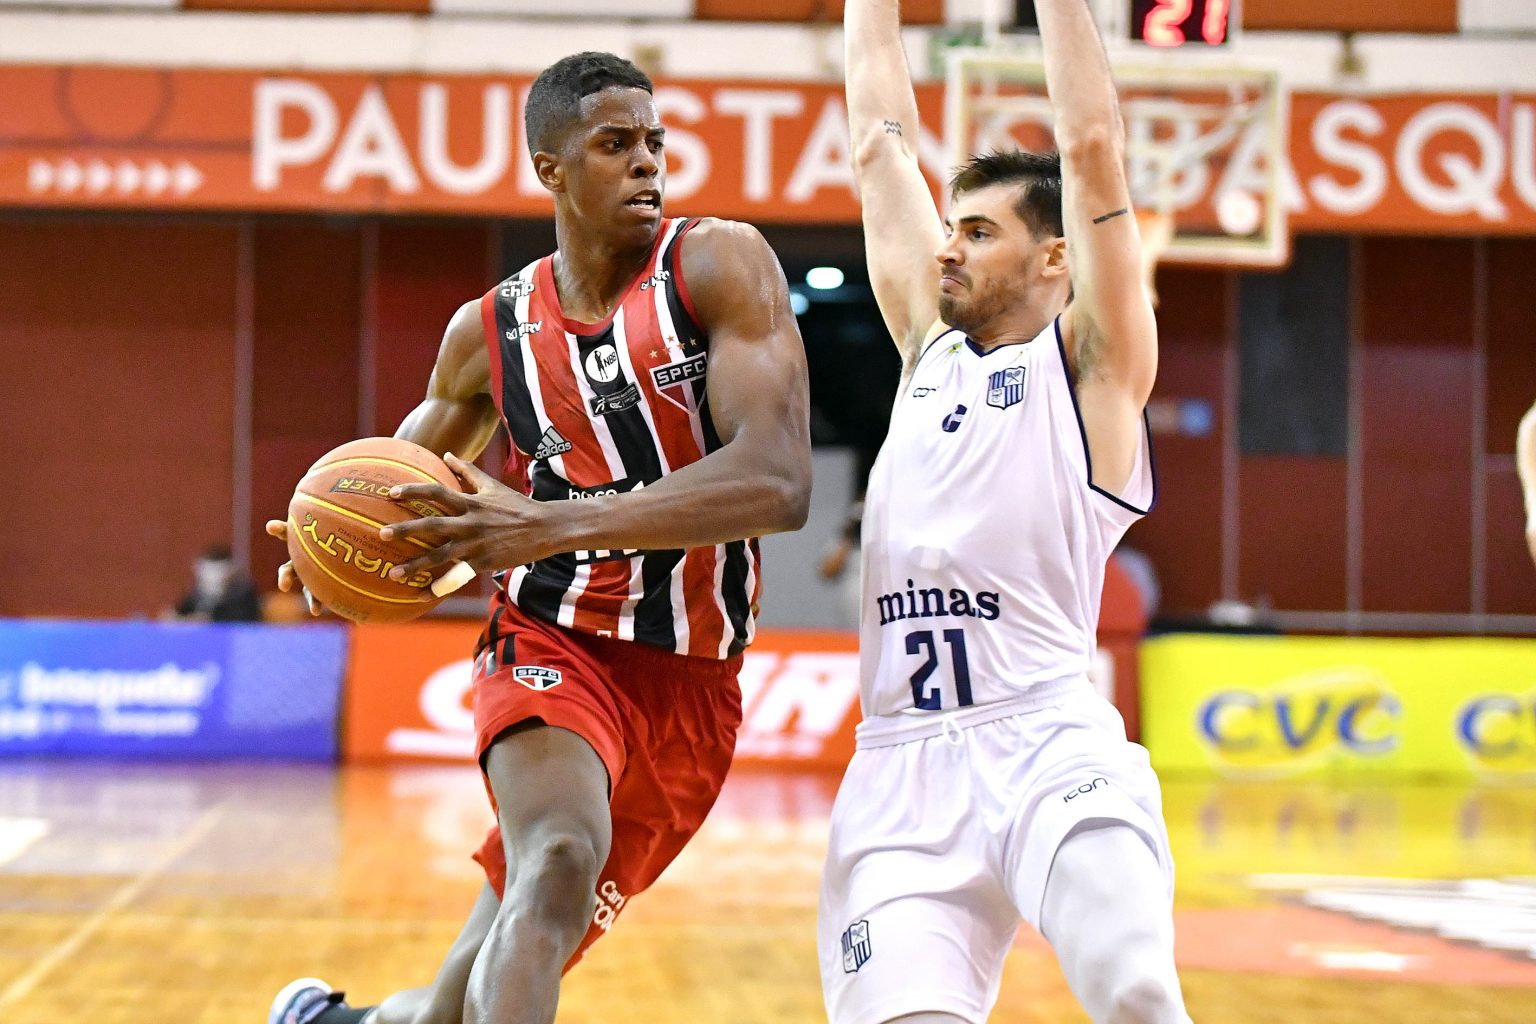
left=944, top=44, right=1289, bottom=267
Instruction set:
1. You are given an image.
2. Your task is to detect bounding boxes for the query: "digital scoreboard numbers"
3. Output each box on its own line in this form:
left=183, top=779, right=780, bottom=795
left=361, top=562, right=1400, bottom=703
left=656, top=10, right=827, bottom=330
left=1130, top=0, right=1235, bottom=47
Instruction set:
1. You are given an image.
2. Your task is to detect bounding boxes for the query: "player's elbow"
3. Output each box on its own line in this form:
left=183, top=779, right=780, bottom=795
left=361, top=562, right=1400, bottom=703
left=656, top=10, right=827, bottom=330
left=1057, top=123, right=1123, bottom=166
left=762, top=460, right=812, bottom=534
left=851, top=130, right=911, bottom=177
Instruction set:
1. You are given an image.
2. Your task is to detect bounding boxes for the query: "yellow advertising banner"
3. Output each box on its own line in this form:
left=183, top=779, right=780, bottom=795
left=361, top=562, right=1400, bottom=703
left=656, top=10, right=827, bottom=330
left=1141, top=635, right=1536, bottom=779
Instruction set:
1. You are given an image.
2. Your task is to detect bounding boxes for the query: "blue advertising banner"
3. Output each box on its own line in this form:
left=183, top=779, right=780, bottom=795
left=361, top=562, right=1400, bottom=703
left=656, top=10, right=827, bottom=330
left=0, top=620, right=347, bottom=759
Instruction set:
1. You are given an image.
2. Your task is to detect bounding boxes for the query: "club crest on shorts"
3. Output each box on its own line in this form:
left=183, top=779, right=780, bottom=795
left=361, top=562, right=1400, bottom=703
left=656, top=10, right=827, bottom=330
left=840, top=920, right=872, bottom=973
left=987, top=366, right=1026, bottom=409
left=512, top=665, right=562, bottom=691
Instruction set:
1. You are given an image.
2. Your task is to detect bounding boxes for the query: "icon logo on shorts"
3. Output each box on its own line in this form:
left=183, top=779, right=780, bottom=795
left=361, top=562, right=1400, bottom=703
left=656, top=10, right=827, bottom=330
left=512, top=665, right=562, bottom=691
left=841, top=920, right=872, bottom=973
left=1062, top=777, right=1109, bottom=802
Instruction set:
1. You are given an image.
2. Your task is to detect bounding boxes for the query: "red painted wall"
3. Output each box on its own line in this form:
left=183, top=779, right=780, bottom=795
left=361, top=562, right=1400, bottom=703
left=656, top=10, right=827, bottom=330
left=0, top=217, right=238, bottom=617
left=1358, top=238, right=1476, bottom=614
left=1129, top=268, right=1230, bottom=615
left=1239, top=456, right=1348, bottom=612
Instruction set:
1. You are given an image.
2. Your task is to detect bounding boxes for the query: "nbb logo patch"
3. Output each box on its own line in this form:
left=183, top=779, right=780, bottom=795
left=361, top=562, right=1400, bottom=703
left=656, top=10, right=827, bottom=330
left=1197, top=669, right=1401, bottom=773
left=1457, top=693, right=1536, bottom=773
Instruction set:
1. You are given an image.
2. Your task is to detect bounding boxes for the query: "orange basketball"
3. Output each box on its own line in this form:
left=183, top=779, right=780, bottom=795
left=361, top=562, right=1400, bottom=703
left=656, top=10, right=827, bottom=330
left=285, top=437, right=466, bottom=624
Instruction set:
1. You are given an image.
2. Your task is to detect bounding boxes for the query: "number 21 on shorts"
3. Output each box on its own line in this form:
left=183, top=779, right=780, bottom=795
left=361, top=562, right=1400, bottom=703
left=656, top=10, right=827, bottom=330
left=906, top=628, right=973, bottom=710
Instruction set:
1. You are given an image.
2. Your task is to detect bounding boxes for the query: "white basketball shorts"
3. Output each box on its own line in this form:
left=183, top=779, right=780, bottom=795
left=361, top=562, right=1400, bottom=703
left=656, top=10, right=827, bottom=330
left=817, top=681, right=1174, bottom=1024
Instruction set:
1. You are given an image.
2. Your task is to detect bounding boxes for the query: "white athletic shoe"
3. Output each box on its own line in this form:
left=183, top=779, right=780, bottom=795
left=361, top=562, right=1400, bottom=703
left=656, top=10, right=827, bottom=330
left=267, top=977, right=350, bottom=1024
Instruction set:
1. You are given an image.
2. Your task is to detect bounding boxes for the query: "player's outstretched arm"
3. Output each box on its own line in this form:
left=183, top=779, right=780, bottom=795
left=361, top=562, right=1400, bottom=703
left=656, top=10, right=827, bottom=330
left=1519, top=400, right=1536, bottom=567
left=1039, top=0, right=1158, bottom=493
left=846, top=0, right=947, bottom=365
left=379, top=220, right=812, bottom=578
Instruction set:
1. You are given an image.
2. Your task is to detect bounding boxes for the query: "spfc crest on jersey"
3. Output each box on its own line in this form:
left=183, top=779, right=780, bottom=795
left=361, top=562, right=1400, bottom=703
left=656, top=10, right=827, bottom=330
left=987, top=366, right=1026, bottom=409
left=649, top=351, right=707, bottom=411
left=841, top=920, right=872, bottom=973
left=512, top=665, right=562, bottom=691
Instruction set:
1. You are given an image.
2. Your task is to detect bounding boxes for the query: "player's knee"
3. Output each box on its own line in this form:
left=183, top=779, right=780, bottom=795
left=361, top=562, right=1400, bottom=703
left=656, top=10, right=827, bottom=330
left=510, top=832, right=601, bottom=936
left=1104, top=964, right=1183, bottom=1024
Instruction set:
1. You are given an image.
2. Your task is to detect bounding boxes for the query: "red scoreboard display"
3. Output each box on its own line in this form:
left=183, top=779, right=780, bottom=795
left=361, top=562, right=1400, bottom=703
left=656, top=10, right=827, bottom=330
left=1130, top=0, right=1235, bottom=47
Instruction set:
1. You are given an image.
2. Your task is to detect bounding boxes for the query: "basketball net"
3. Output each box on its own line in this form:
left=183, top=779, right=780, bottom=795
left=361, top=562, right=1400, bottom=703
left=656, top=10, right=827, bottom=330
left=945, top=45, right=1291, bottom=268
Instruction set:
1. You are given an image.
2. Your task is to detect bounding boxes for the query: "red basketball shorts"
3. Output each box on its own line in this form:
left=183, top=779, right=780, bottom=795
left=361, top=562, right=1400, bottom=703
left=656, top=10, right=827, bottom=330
left=469, top=599, right=743, bottom=969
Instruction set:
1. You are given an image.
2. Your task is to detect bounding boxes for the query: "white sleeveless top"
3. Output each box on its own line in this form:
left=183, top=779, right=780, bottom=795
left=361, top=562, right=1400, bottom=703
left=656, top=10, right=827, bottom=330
left=857, top=317, right=1155, bottom=726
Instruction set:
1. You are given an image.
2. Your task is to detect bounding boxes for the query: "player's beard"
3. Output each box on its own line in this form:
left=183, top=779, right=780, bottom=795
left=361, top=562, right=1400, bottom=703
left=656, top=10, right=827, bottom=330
left=938, top=276, right=1012, bottom=337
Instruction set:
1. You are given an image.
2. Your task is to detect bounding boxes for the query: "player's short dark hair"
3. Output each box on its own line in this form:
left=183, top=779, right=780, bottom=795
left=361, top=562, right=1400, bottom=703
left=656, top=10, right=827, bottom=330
left=950, top=150, right=1064, bottom=239
left=525, top=52, right=654, bottom=157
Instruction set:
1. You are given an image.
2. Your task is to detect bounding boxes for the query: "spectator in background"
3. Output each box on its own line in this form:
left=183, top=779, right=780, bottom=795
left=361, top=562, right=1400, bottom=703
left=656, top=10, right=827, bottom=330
left=1521, top=399, right=1536, bottom=568
left=171, top=545, right=262, bottom=623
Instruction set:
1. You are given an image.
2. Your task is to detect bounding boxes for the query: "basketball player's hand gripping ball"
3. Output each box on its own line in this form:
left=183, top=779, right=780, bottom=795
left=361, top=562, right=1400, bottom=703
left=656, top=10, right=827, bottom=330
left=382, top=453, right=560, bottom=582
left=271, top=437, right=474, bottom=624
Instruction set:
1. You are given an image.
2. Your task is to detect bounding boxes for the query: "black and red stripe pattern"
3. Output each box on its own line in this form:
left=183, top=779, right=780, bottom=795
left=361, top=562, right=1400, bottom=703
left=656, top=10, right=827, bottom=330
left=478, top=218, right=759, bottom=659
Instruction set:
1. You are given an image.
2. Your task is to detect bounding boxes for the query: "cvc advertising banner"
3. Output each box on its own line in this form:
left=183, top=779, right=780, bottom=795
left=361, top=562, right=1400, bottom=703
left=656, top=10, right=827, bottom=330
left=1141, top=634, right=1536, bottom=780
left=0, top=620, right=348, bottom=759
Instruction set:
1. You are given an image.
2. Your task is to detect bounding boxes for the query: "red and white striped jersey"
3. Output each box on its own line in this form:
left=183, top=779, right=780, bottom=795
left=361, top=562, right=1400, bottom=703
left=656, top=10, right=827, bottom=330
left=478, top=217, right=761, bottom=659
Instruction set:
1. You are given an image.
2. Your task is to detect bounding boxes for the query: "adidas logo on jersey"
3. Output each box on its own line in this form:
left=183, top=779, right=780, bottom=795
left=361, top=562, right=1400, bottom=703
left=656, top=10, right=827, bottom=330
left=532, top=426, right=572, bottom=460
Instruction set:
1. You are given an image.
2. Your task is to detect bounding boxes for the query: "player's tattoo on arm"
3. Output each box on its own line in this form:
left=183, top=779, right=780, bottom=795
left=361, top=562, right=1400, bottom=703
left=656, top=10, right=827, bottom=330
left=882, top=120, right=903, bottom=135
left=1092, top=207, right=1129, bottom=225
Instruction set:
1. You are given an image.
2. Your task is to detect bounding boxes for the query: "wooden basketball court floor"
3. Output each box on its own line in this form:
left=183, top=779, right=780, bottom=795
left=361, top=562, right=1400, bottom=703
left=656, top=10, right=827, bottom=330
left=1, top=759, right=1534, bottom=1023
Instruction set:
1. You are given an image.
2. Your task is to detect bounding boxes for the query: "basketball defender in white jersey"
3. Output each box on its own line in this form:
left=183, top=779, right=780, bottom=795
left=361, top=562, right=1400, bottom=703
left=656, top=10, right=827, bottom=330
left=821, top=2, right=1190, bottom=1022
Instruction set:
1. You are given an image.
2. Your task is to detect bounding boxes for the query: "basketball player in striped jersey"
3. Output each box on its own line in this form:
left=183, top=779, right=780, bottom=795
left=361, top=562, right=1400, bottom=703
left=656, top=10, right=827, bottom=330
left=266, top=51, right=811, bottom=1024
left=821, top=2, right=1189, bottom=1023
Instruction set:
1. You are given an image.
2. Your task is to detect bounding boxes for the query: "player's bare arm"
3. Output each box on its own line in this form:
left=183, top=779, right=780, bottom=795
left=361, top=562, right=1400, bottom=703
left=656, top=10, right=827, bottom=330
left=1038, top=0, right=1159, bottom=494
left=264, top=300, right=500, bottom=609
left=845, top=0, right=947, bottom=368
left=393, top=299, right=501, bottom=459
left=1519, top=400, right=1536, bottom=566
left=383, top=219, right=812, bottom=578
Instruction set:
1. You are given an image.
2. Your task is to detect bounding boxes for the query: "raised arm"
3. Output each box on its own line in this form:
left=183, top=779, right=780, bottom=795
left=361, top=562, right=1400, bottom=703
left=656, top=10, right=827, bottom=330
left=380, top=220, right=812, bottom=578
left=1520, top=400, right=1536, bottom=566
left=1039, top=0, right=1159, bottom=491
left=846, top=0, right=947, bottom=365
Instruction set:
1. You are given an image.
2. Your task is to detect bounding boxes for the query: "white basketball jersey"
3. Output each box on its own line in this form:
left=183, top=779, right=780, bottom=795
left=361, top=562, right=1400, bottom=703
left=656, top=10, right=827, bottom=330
left=858, top=317, right=1155, bottom=719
